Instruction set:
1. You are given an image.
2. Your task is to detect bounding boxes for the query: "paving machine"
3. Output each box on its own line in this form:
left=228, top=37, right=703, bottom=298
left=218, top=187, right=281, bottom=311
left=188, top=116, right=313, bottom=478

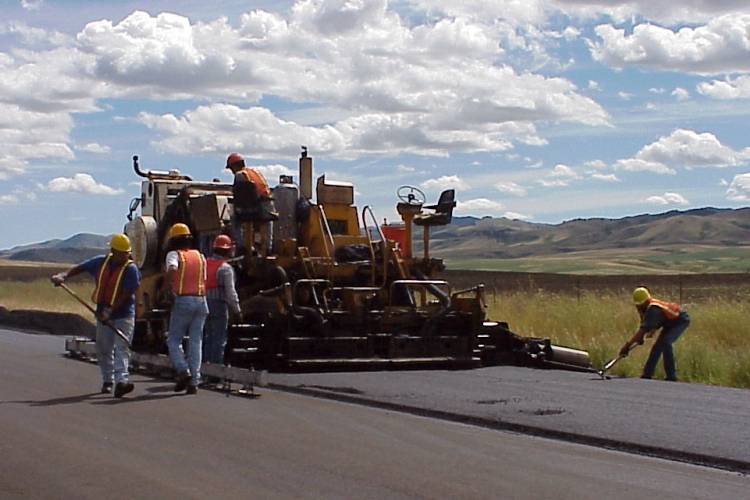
left=120, top=147, right=590, bottom=373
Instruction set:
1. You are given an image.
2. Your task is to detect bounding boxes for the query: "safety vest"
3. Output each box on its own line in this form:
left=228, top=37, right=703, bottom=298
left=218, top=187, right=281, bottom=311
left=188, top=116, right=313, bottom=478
left=647, top=298, right=681, bottom=320
left=239, top=168, right=271, bottom=197
left=205, top=257, right=225, bottom=291
left=172, top=249, right=206, bottom=296
left=92, top=253, right=132, bottom=307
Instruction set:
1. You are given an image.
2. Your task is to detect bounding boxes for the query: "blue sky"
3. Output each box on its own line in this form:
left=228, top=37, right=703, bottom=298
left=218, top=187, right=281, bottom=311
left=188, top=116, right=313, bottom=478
left=3, top=0, right=750, bottom=249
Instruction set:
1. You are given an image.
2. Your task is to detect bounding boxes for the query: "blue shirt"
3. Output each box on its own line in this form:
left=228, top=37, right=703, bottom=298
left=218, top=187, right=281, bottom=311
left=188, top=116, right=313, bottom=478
left=80, top=255, right=141, bottom=319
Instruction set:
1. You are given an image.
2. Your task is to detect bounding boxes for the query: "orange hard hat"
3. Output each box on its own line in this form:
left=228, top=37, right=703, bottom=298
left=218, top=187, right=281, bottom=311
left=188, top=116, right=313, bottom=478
left=213, top=234, right=233, bottom=250
left=226, top=153, right=244, bottom=168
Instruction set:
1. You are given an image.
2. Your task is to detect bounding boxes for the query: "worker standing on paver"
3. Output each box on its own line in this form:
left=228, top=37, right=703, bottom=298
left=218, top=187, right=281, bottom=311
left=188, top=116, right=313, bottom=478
left=164, top=223, right=208, bottom=394
left=203, top=234, right=241, bottom=368
left=619, top=287, right=690, bottom=381
left=52, top=233, right=141, bottom=398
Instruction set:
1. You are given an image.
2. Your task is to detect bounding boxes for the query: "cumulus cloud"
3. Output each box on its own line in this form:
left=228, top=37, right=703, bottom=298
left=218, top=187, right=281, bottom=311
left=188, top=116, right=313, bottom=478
left=645, top=192, right=689, bottom=205
left=76, top=143, right=111, bottom=153
left=421, top=175, right=470, bottom=191
left=457, top=197, right=504, bottom=214
left=0, top=3, right=618, bottom=178
left=671, top=87, right=690, bottom=100
left=591, top=14, right=750, bottom=75
left=726, top=173, right=750, bottom=201
left=502, top=211, right=532, bottom=220
left=614, top=129, right=750, bottom=174
left=46, top=173, right=123, bottom=195
left=495, top=181, right=527, bottom=196
left=697, top=75, right=750, bottom=99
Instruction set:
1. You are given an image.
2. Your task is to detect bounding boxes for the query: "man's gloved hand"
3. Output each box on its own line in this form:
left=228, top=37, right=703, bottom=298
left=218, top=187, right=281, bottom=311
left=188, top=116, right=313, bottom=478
left=51, top=273, right=67, bottom=286
left=618, top=343, right=631, bottom=357
left=97, top=307, right=112, bottom=323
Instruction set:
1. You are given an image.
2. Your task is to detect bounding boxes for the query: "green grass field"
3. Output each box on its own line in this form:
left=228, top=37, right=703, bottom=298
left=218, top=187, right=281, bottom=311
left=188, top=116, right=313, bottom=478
left=446, top=245, right=750, bottom=275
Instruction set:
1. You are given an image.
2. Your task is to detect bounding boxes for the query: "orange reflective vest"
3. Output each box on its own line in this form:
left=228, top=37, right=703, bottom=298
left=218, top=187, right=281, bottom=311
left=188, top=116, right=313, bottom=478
left=92, top=253, right=133, bottom=307
left=172, top=249, right=206, bottom=296
left=204, top=257, right=225, bottom=291
left=647, top=298, right=681, bottom=320
left=239, top=168, right=271, bottom=197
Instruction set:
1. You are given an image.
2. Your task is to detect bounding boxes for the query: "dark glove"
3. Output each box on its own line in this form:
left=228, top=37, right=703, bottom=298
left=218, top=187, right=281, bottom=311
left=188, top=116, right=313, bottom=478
left=618, top=343, right=631, bottom=357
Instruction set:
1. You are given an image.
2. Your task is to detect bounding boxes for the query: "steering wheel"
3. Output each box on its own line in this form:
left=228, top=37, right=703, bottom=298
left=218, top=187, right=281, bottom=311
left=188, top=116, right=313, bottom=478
left=397, top=185, right=426, bottom=206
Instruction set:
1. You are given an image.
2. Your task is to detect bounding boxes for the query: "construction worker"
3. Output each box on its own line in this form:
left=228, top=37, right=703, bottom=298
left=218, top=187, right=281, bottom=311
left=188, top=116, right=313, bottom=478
left=51, top=233, right=141, bottom=398
left=164, top=223, right=208, bottom=394
left=225, top=153, right=276, bottom=255
left=203, top=234, right=241, bottom=367
left=619, top=287, right=690, bottom=381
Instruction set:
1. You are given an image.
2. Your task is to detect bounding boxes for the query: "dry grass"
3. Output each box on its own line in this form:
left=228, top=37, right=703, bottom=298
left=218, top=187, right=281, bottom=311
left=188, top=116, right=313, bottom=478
left=487, top=289, right=750, bottom=388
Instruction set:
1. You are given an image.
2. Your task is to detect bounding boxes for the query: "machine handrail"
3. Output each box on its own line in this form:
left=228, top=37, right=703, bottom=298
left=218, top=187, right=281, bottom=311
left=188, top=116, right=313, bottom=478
left=361, top=205, right=388, bottom=287
left=316, top=205, right=336, bottom=282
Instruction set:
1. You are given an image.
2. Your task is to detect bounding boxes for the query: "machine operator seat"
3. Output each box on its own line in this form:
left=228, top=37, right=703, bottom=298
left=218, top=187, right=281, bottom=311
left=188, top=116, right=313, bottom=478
left=232, top=181, right=278, bottom=222
left=413, top=189, right=456, bottom=227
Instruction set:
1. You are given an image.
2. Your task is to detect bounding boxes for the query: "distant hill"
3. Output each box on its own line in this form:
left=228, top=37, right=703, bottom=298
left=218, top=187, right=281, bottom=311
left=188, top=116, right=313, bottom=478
left=2, top=208, right=750, bottom=272
left=0, top=234, right=110, bottom=264
left=429, top=207, right=750, bottom=259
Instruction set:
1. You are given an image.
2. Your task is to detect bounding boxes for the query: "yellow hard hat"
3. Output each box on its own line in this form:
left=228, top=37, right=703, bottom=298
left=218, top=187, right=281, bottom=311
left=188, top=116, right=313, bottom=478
left=632, top=287, right=651, bottom=305
left=169, top=223, right=191, bottom=238
left=109, top=233, right=131, bottom=253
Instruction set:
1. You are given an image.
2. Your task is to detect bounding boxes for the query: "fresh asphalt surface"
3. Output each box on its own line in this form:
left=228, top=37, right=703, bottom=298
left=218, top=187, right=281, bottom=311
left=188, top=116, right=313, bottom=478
left=269, top=364, right=750, bottom=472
left=1, top=327, right=748, bottom=499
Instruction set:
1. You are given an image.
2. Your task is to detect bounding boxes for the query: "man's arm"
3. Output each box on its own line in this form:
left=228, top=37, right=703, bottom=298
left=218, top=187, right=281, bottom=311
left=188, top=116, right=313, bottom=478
left=51, top=263, right=86, bottom=286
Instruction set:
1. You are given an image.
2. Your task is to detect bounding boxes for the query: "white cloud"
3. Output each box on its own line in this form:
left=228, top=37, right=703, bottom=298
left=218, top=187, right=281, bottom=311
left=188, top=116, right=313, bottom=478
left=550, top=164, right=579, bottom=178
left=697, top=75, right=750, bottom=99
left=494, top=181, right=527, bottom=197
left=457, top=197, right=504, bottom=214
left=614, top=129, right=750, bottom=174
left=590, top=173, right=620, bottom=182
left=502, top=211, right=532, bottom=220
left=726, top=173, right=750, bottom=201
left=590, top=14, right=750, bottom=75
left=645, top=192, right=689, bottom=205
left=671, top=87, right=690, bottom=100
left=76, top=143, right=111, bottom=153
left=47, top=173, right=123, bottom=195
left=421, top=175, right=470, bottom=191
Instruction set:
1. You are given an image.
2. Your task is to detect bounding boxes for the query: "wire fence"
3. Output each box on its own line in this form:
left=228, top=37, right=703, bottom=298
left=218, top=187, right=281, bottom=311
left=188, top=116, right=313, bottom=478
left=439, top=270, right=750, bottom=305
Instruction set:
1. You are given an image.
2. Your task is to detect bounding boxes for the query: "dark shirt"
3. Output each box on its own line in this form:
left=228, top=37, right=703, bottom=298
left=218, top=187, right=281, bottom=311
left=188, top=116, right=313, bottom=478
left=640, top=304, right=689, bottom=332
left=80, top=255, right=140, bottom=319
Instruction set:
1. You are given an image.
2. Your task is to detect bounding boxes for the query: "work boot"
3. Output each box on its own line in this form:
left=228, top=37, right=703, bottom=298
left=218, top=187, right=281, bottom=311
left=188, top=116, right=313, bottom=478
left=114, top=381, right=135, bottom=398
left=101, top=382, right=114, bottom=394
left=174, top=370, right=192, bottom=392
left=186, top=385, right=198, bottom=395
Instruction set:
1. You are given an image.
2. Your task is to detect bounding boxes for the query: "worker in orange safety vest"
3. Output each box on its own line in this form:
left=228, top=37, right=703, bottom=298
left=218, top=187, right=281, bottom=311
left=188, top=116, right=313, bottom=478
left=203, top=234, right=241, bottom=369
left=619, top=287, right=690, bottom=381
left=52, top=233, right=140, bottom=398
left=164, top=223, right=208, bottom=394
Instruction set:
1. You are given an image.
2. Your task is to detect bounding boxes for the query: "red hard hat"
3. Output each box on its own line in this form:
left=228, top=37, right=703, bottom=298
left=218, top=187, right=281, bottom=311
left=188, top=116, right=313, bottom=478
left=226, top=153, right=244, bottom=168
left=213, top=234, right=233, bottom=250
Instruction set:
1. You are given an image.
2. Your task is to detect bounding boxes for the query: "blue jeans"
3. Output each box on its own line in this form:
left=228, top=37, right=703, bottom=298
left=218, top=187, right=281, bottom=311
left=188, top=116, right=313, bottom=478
left=643, top=313, right=690, bottom=380
left=167, top=295, right=208, bottom=386
left=203, top=299, right=229, bottom=365
left=96, top=316, right=135, bottom=385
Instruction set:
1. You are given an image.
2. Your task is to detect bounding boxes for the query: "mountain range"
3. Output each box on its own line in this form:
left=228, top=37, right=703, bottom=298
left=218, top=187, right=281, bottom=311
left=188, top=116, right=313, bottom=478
left=3, top=207, right=750, bottom=273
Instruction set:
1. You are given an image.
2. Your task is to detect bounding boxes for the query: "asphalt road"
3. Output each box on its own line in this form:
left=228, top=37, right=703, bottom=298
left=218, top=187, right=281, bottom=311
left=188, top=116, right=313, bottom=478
left=268, top=364, right=750, bottom=472
left=1, top=328, right=748, bottom=499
